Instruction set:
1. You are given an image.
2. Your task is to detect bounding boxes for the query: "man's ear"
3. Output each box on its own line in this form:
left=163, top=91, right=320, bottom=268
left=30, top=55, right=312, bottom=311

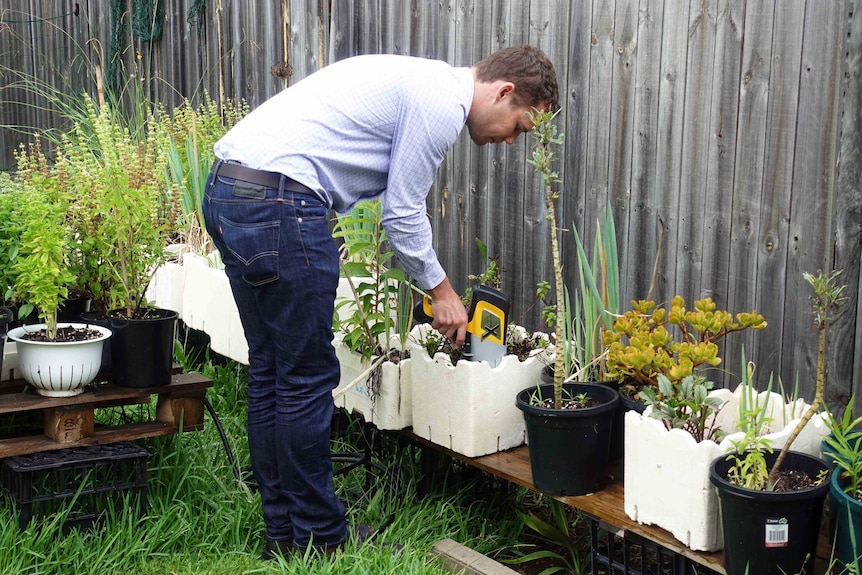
left=496, top=81, right=515, bottom=102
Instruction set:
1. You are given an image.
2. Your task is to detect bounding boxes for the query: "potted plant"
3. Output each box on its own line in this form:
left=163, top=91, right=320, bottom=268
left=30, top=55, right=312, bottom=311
left=5, top=144, right=111, bottom=397
left=61, top=100, right=177, bottom=388
left=330, top=199, right=414, bottom=431
left=515, top=109, right=619, bottom=496
left=821, top=399, right=862, bottom=569
left=709, top=270, right=845, bottom=575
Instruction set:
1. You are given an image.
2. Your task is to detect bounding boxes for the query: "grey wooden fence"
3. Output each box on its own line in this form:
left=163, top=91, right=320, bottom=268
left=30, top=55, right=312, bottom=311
left=1, top=0, right=859, bottom=410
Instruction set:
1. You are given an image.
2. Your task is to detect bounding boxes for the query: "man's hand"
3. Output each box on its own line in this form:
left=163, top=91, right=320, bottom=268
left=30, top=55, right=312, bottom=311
left=427, top=277, right=468, bottom=349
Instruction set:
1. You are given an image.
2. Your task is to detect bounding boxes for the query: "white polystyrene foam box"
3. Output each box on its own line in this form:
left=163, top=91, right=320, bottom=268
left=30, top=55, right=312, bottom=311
left=409, top=324, right=551, bottom=458
left=333, top=334, right=412, bottom=430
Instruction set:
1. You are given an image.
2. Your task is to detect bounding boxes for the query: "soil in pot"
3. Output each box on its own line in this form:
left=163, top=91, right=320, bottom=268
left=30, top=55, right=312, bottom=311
left=14, top=325, right=105, bottom=343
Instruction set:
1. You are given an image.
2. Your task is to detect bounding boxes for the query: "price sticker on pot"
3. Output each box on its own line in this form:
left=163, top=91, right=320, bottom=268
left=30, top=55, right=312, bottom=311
left=764, top=517, right=789, bottom=548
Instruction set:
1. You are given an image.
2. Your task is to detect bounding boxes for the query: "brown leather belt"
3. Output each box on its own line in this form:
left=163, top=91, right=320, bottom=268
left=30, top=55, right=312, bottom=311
left=214, top=161, right=313, bottom=195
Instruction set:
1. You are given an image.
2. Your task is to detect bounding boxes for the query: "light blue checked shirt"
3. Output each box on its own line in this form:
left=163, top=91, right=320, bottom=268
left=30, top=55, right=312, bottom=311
left=214, top=54, right=475, bottom=290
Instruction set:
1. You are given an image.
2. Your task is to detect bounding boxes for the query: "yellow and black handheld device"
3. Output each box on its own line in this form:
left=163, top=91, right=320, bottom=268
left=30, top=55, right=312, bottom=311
left=413, top=285, right=509, bottom=367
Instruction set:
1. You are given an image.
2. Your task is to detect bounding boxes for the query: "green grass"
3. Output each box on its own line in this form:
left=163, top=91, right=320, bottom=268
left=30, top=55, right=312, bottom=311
left=0, top=343, right=563, bottom=575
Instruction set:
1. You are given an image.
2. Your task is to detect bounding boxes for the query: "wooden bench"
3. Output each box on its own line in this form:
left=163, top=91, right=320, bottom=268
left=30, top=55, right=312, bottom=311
left=406, top=432, right=835, bottom=575
left=0, top=372, right=213, bottom=458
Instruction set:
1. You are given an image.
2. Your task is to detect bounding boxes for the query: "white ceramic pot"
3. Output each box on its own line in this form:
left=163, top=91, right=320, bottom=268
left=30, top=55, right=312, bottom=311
left=7, top=323, right=112, bottom=397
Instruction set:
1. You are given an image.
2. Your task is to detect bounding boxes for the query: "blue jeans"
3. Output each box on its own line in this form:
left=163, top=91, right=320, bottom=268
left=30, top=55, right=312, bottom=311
left=202, top=164, right=347, bottom=548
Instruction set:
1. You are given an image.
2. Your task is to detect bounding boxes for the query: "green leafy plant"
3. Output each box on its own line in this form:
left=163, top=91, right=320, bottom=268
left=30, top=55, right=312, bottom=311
left=6, top=143, right=75, bottom=339
left=505, top=499, right=588, bottom=575
left=640, top=374, right=726, bottom=443
left=61, top=99, right=171, bottom=319
left=602, top=296, right=768, bottom=396
left=536, top=206, right=621, bottom=386
left=462, top=237, right=501, bottom=307
left=0, top=173, right=23, bottom=307
left=734, top=349, right=775, bottom=436
left=823, top=398, right=862, bottom=501
left=569, top=207, right=620, bottom=382
left=725, top=420, right=774, bottom=490
left=727, top=270, right=846, bottom=492
left=332, top=199, right=408, bottom=362
left=156, top=93, right=247, bottom=255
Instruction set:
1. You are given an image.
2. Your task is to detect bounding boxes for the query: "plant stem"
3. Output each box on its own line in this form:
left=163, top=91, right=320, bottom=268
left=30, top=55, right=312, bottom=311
left=767, top=270, right=845, bottom=487
left=547, top=179, right=565, bottom=409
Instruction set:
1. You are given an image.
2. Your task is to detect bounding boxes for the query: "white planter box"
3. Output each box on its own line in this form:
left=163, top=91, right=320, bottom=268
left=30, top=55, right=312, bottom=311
left=146, top=260, right=186, bottom=316
left=181, top=253, right=248, bottom=364
left=624, top=385, right=830, bottom=551
left=410, top=324, right=551, bottom=457
left=333, top=334, right=412, bottom=430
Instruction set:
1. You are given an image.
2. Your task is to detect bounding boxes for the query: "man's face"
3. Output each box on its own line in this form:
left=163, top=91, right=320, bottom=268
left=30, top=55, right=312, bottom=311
left=466, top=83, right=538, bottom=146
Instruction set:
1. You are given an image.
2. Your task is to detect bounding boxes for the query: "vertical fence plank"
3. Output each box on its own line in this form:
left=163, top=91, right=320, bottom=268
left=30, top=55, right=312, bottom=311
left=700, top=0, right=743, bottom=310
left=674, top=0, right=716, bottom=304
left=626, top=0, right=664, bottom=302
left=726, top=0, right=773, bottom=377
left=492, top=0, right=532, bottom=322
left=782, top=0, right=846, bottom=399
left=700, top=0, right=745, bottom=388
left=835, top=2, right=862, bottom=412
left=488, top=0, right=515, bottom=311
left=582, top=0, right=616, bottom=250
left=606, top=0, right=638, bottom=285
left=561, top=0, right=592, bottom=304
left=652, top=0, right=689, bottom=305
left=746, top=0, right=805, bottom=388
left=461, top=0, right=496, bottom=302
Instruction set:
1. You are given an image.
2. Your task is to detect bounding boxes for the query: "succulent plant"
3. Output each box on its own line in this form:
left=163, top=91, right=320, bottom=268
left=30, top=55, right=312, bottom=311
left=602, top=296, right=767, bottom=393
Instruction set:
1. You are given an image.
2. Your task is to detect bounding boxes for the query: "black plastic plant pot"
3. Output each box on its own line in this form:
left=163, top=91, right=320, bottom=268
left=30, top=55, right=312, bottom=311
left=80, top=311, right=113, bottom=373
left=709, top=450, right=829, bottom=575
left=109, top=308, right=178, bottom=388
left=830, top=466, right=862, bottom=568
left=57, top=294, right=90, bottom=323
left=516, top=382, right=619, bottom=496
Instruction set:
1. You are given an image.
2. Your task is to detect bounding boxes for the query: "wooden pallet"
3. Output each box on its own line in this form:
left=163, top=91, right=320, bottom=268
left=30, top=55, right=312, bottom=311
left=0, top=372, right=213, bottom=458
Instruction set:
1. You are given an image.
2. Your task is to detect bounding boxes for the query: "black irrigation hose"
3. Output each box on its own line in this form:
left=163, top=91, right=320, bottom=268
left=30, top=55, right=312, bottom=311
left=203, top=396, right=242, bottom=484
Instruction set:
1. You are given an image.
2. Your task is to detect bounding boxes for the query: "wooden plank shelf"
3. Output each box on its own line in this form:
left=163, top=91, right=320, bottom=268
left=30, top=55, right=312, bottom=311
left=405, top=432, right=836, bottom=575
left=0, top=372, right=213, bottom=458
left=406, top=431, right=721, bottom=574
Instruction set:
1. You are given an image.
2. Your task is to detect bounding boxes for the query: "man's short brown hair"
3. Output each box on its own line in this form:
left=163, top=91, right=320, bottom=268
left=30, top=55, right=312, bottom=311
left=474, top=45, right=560, bottom=113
